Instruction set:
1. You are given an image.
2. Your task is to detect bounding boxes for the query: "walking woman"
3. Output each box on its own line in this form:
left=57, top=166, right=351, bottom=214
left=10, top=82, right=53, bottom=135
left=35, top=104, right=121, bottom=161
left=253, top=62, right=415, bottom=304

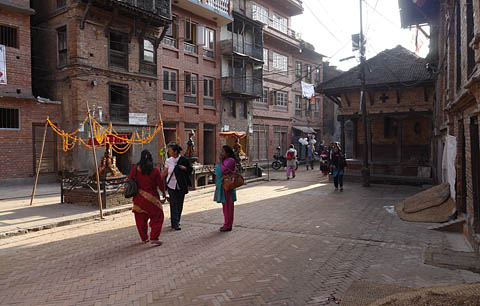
left=332, top=146, right=347, bottom=191
left=285, top=144, right=297, bottom=179
left=163, top=143, right=193, bottom=231
left=129, top=150, right=166, bottom=245
left=214, top=145, right=237, bottom=232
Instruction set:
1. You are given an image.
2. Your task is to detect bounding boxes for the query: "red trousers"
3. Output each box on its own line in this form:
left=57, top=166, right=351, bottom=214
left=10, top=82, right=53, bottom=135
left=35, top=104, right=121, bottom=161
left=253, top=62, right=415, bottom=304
left=134, top=211, right=164, bottom=241
left=222, top=191, right=234, bottom=229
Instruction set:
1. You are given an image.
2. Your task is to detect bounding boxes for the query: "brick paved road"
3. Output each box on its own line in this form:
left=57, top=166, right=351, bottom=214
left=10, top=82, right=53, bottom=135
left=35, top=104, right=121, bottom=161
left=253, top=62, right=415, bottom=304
left=1, top=170, right=479, bottom=306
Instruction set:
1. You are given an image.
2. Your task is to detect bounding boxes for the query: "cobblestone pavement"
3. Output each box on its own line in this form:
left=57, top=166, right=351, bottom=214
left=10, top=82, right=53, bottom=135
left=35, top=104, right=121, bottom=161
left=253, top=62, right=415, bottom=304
left=1, top=170, right=479, bottom=306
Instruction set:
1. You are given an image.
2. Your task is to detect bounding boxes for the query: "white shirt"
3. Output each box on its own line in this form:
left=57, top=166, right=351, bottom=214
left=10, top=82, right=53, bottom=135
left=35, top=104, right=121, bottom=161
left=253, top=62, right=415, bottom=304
left=166, top=156, right=180, bottom=190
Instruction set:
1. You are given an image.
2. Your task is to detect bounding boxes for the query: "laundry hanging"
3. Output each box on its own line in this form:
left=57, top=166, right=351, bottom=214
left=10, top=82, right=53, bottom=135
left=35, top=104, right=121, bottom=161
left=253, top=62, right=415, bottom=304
left=301, top=81, right=315, bottom=99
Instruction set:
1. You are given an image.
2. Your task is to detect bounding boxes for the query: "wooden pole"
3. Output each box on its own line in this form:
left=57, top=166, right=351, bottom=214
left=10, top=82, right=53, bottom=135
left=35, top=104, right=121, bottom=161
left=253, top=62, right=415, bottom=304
left=159, top=113, right=167, bottom=167
left=87, top=102, right=104, bottom=219
left=30, top=117, right=49, bottom=206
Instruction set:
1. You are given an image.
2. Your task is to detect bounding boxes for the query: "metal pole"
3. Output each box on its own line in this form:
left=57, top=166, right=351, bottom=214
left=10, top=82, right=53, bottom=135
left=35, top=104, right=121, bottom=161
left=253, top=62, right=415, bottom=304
left=30, top=117, right=49, bottom=206
left=87, top=102, right=104, bottom=218
left=359, top=0, right=370, bottom=187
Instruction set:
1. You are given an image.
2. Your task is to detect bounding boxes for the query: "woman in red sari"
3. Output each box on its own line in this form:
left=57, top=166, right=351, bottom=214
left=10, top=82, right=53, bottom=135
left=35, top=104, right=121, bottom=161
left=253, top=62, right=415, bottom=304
left=129, top=150, right=166, bottom=245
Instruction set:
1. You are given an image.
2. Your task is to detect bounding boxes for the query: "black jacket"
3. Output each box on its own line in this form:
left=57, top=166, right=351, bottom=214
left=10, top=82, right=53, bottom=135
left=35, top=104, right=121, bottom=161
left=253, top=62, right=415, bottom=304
left=332, top=152, right=347, bottom=170
left=170, top=156, right=193, bottom=194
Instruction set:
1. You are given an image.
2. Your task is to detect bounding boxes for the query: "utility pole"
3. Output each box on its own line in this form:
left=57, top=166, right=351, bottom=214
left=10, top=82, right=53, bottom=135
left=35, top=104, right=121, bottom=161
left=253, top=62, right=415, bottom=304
left=359, top=0, right=370, bottom=187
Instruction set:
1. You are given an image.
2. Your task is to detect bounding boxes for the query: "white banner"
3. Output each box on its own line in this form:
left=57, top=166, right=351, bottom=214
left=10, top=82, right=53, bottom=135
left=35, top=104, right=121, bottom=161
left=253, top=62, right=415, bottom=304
left=0, top=45, right=6, bottom=85
left=129, top=113, right=147, bottom=125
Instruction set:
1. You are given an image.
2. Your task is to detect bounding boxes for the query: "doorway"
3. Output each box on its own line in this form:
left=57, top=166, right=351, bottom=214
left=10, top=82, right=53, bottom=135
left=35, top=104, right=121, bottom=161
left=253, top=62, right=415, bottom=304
left=112, top=141, right=132, bottom=176
left=469, top=117, right=480, bottom=232
left=203, top=124, right=215, bottom=165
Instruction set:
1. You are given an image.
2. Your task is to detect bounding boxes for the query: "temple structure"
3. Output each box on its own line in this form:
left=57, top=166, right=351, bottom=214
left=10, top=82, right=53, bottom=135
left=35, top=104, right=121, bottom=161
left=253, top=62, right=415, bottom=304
left=318, top=46, right=435, bottom=184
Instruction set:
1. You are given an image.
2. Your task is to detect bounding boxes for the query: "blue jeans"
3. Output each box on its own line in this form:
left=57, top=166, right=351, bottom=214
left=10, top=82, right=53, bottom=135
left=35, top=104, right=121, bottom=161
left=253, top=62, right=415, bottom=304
left=333, top=169, right=344, bottom=188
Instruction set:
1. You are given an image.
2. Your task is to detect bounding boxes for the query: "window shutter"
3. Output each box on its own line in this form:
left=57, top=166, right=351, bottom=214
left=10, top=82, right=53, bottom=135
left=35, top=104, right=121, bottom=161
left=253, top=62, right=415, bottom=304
left=196, top=24, right=205, bottom=46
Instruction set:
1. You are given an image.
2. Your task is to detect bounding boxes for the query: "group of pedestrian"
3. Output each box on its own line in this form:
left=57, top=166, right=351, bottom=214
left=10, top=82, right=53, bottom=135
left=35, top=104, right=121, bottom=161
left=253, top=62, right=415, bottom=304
left=285, top=141, right=347, bottom=191
left=129, top=144, right=239, bottom=245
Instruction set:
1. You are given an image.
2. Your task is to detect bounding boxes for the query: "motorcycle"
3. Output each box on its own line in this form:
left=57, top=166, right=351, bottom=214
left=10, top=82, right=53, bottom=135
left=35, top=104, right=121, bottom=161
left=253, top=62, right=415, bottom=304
left=271, top=146, right=298, bottom=171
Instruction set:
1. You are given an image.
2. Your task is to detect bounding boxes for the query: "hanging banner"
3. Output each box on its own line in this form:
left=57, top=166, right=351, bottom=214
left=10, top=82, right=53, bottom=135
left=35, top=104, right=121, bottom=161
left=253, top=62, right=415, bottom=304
left=0, top=45, right=6, bottom=85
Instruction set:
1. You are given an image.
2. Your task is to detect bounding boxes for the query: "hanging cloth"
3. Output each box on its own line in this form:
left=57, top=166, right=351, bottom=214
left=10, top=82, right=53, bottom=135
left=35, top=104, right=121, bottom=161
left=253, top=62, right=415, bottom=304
left=301, top=81, right=315, bottom=99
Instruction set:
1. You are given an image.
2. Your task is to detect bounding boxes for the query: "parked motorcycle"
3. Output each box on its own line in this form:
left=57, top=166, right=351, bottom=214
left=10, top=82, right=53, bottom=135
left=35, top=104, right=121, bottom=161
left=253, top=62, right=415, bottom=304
left=271, top=146, right=298, bottom=171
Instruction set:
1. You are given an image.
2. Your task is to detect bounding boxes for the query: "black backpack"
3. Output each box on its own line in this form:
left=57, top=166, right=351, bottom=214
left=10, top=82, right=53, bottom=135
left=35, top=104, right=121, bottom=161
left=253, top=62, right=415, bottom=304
left=124, top=166, right=138, bottom=198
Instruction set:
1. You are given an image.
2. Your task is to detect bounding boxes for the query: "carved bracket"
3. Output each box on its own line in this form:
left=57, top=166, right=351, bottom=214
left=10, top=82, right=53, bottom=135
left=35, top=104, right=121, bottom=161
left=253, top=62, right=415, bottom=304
left=104, top=7, right=118, bottom=37
left=80, top=0, right=92, bottom=30
left=155, top=24, right=170, bottom=49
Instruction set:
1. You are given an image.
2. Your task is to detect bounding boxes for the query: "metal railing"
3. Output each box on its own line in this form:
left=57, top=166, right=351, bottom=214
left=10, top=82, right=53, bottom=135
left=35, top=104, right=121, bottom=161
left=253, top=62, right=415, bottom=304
left=162, top=36, right=177, bottom=48
left=232, top=38, right=263, bottom=60
left=267, top=20, right=301, bottom=40
left=184, top=42, right=197, bottom=54
left=205, top=0, right=229, bottom=14
left=222, top=76, right=262, bottom=97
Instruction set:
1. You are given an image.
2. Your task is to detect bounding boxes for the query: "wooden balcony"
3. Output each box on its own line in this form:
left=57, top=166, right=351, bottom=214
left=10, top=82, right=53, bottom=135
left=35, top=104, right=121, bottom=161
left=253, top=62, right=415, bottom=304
left=220, top=38, right=263, bottom=61
left=221, top=76, right=262, bottom=99
left=83, top=0, right=171, bottom=26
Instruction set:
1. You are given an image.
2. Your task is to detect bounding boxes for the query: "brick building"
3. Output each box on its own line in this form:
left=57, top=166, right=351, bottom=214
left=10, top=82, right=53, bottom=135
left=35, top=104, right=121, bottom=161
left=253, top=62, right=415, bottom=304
left=246, top=0, right=324, bottom=163
left=31, top=0, right=172, bottom=175
left=318, top=46, right=436, bottom=183
left=160, top=0, right=232, bottom=165
left=399, top=0, right=480, bottom=253
left=0, top=0, right=61, bottom=182
left=218, top=0, right=263, bottom=157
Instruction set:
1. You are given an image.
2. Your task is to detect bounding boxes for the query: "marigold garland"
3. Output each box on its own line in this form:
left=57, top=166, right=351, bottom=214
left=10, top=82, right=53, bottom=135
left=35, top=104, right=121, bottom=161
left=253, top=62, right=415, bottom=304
left=46, top=114, right=163, bottom=154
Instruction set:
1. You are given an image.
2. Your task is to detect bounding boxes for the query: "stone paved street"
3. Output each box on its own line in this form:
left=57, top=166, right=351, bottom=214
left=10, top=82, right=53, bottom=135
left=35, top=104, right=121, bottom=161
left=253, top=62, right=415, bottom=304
left=1, top=170, right=479, bottom=306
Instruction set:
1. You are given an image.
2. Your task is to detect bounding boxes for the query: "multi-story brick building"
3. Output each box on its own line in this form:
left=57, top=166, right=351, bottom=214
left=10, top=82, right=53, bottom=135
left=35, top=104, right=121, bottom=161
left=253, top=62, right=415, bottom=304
left=0, top=0, right=61, bottom=182
left=218, top=0, right=263, bottom=158
left=247, top=0, right=324, bottom=163
left=31, top=0, right=173, bottom=175
left=399, top=0, right=480, bottom=254
left=160, top=0, right=232, bottom=165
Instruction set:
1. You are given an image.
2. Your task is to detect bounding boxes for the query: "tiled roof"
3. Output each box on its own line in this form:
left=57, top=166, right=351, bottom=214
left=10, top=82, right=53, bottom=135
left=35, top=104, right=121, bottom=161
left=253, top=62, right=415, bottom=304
left=319, top=45, right=433, bottom=93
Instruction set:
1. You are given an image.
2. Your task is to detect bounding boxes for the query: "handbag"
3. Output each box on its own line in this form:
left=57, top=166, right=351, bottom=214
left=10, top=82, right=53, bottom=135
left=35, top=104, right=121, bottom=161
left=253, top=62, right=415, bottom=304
left=124, top=166, right=138, bottom=198
left=221, top=161, right=244, bottom=191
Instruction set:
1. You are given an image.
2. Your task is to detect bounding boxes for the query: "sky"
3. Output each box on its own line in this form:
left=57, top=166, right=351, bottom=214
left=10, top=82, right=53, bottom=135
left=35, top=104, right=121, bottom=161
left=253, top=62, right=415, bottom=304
left=292, top=0, right=430, bottom=71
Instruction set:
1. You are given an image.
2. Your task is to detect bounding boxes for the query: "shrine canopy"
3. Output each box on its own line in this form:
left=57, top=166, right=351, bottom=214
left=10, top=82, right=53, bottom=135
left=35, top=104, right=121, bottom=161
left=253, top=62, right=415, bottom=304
left=219, top=131, right=247, bottom=139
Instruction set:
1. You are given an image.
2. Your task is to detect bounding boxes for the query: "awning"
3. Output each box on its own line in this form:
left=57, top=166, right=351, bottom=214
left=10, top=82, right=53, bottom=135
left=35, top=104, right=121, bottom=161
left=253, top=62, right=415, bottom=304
left=293, top=126, right=316, bottom=134
left=219, top=131, right=247, bottom=139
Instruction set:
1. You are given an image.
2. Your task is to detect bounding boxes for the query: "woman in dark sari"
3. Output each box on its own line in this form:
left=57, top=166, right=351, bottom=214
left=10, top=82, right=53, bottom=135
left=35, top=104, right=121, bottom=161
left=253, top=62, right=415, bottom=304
left=129, top=150, right=166, bottom=245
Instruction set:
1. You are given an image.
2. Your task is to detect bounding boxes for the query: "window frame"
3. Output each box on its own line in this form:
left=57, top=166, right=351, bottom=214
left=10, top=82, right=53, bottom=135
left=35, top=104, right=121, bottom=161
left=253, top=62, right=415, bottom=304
left=56, top=26, right=67, bottom=68
left=272, top=12, right=288, bottom=34
left=185, top=19, right=197, bottom=45
left=141, top=38, right=156, bottom=64
left=0, top=25, right=19, bottom=49
left=108, top=83, right=129, bottom=123
left=0, top=107, right=20, bottom=130
left=272, top=52, right=288, bottom=75
left=263, top=48, right=269, bottom=70
left=163, top=68, right=178, bottom=93
left=108, top=30, right=129, bottom=70
left=295, top=95, right=302, bottom=116
left=275, top=90, right=288, bottom=110
left=252, top=2, right=269, bottom=25
left=305, top=64, right=312, bottom=82
left=314, top=67, right=321, bottom=82
left=204, top=27, right=215, bottom=51
left=295, top=62, right=302, bottom=77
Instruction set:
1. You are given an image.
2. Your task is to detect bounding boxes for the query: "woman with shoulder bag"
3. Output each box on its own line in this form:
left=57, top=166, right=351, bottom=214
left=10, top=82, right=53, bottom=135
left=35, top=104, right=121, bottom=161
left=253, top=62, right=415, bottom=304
left=214, top=145, right=238, bottom=232
left=129, top=150, right=166, bottom=245
left=162, top=143, right=193, bottom=231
